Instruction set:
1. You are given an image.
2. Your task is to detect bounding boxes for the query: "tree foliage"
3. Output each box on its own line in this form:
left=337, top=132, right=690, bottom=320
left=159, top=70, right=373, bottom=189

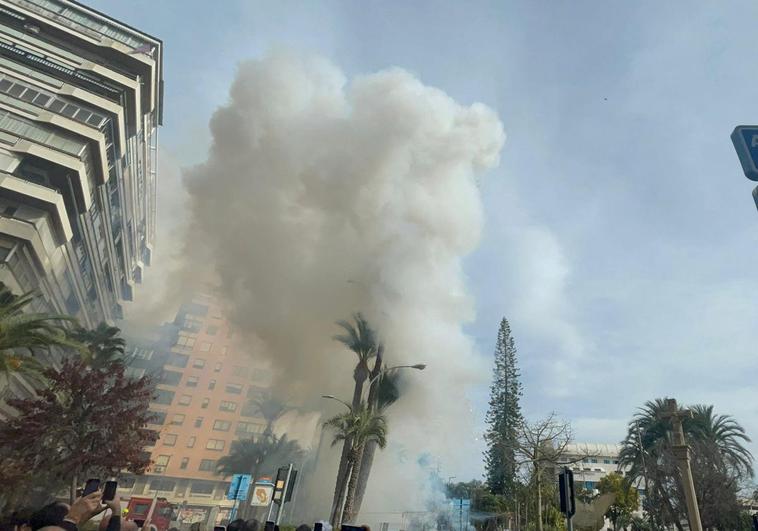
left=619, top=398, right=754, bottom=531
left=595, top=473, right=639, bottom=530
left=484, top=318, right=523, bottom=503
left=0, top=286, right=77, bottom=389
left=0, top=357, right=157, bottom=506
left=70, top=322, right=127, bottom=369
left=217, top=433, right=304, bottom=477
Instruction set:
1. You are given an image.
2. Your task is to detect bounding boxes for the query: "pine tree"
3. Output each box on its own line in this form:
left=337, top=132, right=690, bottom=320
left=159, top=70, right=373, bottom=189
left=484, top=318, right=523, bottom=503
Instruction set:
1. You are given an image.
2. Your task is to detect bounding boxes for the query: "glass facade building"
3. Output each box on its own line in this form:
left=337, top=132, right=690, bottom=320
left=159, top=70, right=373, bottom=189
left=0, top=0, right=163, bottom=324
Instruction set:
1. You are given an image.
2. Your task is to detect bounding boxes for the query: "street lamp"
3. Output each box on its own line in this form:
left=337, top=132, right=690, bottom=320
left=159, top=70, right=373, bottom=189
left=321, top=394, right=353, bottom=411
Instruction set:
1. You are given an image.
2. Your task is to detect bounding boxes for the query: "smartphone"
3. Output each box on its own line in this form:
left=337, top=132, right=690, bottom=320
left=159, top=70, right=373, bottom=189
left=83, top=478, right=100, bottom=496
left=213, top=527, right=226, bottom=531
left=314, top=524, right=323, bottom=531
left=264, top=521, right=275, bottom=531
left=102, top=480, right=118, bottom=501
left=342, top=526, right=363, bottom=531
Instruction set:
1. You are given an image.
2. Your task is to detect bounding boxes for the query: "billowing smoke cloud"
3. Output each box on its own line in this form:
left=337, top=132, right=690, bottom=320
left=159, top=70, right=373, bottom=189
left=180, top=51, right=505, bottom=516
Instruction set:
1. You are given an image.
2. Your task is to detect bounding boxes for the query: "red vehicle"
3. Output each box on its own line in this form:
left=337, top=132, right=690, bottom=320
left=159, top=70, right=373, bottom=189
left=125, top=497, right=175, bottom=531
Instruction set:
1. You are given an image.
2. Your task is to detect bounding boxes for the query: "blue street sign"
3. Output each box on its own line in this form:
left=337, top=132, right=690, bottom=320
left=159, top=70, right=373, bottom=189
left=731, top=126, right=758, bottom=181
left=227, top=474, right=252, bottom=501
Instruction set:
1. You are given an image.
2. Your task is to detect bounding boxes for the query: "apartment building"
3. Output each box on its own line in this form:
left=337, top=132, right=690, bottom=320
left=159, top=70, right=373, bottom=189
left=121, top=295, right=274, bottom=524
left=0, top=0, right=163, bottom=327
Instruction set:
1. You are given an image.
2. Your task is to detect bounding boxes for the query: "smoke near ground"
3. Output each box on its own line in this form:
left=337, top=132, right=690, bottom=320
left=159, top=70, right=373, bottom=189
left=180, top=50, right=505, bottom=515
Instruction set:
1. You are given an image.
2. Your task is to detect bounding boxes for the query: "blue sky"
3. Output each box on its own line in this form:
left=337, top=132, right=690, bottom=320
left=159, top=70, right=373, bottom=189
left=94, top=0, right=758, bottom=473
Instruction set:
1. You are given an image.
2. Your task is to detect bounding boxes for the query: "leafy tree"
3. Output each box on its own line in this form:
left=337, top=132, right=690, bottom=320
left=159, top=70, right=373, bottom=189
left=619, top=399, right=754, bottom=531
left=595, top=473, right=639, bottom=531
left=0, top=357, right=157, bottom=505
left=514, top=413, right=573, bottom=531
left=70, top=322, right=127, bottom=369
left=325, top=402, right=387, bottom=525
left=253, top=396, right=289, bottom=436
left=0, top=286, right=76, bottom=389
left=484, top=318, right=523, bottom=504
left=329, top=314, right=379, bottom=525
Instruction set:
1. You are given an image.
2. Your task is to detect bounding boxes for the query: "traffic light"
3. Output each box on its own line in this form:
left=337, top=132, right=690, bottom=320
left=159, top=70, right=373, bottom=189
left=558, top=467, right=575, bottom=518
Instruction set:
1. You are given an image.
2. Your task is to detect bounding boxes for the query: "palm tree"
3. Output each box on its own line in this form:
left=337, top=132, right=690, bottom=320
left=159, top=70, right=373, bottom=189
left=253, top=396, right=289, bottom=437
left=0, top=285, right=76, bottom=390
left=218, top=433, right=304, bottom=519
left=333, top=313, right=379, bottom=409
left=69, top=322, right=127, bottom=369
left=352, top=371, right=400, bottom=516
left=619, top=399, right=753, bottom=531
left=325, top=401, right=387, bottom=525
left=217, top=434, right=304, bottom=478
left=330, top=313, right=379, bottom=524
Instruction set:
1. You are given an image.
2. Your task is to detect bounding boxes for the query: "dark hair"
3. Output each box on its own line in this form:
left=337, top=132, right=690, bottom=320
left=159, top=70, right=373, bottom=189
left=295, top=525, right=312, bottom=531
left=227, top=520, right=248, bottom=531
left=245, top=519, right=260, bottom=531
left=30, top=503, right=68, bottom=531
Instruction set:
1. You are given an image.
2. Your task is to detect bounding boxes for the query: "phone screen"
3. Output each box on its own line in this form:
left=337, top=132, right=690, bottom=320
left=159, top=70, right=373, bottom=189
left=214, top=527, right=226, bottom=531
left=264, top=521, right=275, bottom=531
left=314, top=524, right=323, bottom=531
left=83, top=478, right=100, bottom=496
left=102, top=480, right=118, bottom=501
left=342, top=526, right=363, bottom=531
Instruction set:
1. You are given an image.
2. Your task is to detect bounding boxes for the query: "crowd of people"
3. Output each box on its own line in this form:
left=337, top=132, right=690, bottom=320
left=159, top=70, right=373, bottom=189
left=0, top=491, right=131, bottom=531
left=1, top=492, right=365, bottom=531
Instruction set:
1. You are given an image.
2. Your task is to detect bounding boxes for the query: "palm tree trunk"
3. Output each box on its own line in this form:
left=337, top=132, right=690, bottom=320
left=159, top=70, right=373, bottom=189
left=353, top=439, right=378, bottom=516
left=342, top=445, right=365, bottom=524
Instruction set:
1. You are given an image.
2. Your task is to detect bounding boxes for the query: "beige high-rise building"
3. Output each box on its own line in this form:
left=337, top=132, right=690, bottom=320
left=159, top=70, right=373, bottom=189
left=120, top=295, right=274, bottom=524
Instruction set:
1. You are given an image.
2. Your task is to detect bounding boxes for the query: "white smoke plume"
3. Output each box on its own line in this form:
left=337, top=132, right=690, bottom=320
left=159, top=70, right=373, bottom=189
left=180, top=50, right=505, bottom=516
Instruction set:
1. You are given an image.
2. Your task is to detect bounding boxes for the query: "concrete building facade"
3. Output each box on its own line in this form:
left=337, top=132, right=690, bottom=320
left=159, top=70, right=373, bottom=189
left=0, top=0, right=163, bottom=327
left=121, top=295, right=274, bottom=525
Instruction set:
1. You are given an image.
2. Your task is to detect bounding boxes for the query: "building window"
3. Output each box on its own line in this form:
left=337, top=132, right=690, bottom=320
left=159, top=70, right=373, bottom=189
left=163, top=434, right=177, bottom=447
left=195, top=417, right=204, bottom=428
left=187, top=436, right=196, bottom=448
left=208, top=380, right=216, bottom=390
left=191, top=481, right=215, bottom=495
left=201, top=398, right=210, bottom=409
left=154, top=390, right=174, bottom=405
left=613, top=460, right=619, bottom=465
left=225, top=383, right=243, bottom=395
left=236, top=421, right=265, bottom=436
left=168, top=353, right=189, bottom=368
left=153, top=455, right=170, bottom=473
left=219, top=401, right=237, bottom=412
left=150, top=478, right=176, bottom=492
left=206, top=439, right=226, bottom=451
left=590, top=458, right=598, bottom=464
left=180, top=458, right=189, bottom=470
left=214, top=362, right=222, bottom=372
left=199, top=341, right=212, bottom=352
left=170, top=414, right=185, bottom=426
left=604, top=459, right=611, bottom=464
left=198, top=460, right=216, bottom=472
left=186, top=376, right=199, bottom=387
left=149, top=411, right=167, bottom=425
left=207, top=325, right=218, bottom=335
left=193, top=358, right=206, bottom=369
left=178, top=395, right=192, bottom=406
left=132, top=348, right=154, bottom=360
left=213, top=420, right=231, bottom=431
left=160, top=370, right=182, bottom=386
left=176, top=335, right=196, bottom=349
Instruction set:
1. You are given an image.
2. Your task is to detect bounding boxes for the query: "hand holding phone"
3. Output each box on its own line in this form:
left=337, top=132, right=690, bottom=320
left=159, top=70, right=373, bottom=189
left=102, top=480, right=118, bottom=502
left=82, top=478, right=101, bottom=496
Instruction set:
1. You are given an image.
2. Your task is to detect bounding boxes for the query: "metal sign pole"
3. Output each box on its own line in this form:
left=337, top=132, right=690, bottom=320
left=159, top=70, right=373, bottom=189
left=275, top=464, right=294, bottom=525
